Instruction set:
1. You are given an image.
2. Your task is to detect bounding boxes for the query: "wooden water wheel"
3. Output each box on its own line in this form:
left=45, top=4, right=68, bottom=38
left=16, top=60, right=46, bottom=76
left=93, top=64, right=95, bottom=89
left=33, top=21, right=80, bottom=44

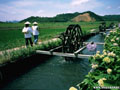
left=99, top=22, right=106, bottom=32
left=36, top=24, right=93, bottom=60
left=59, top=24, right=83, bottom=55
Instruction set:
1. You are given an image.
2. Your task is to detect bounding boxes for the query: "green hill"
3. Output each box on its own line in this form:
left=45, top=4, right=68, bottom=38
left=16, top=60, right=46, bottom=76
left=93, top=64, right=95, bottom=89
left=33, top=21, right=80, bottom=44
left=85, top=11, right=103, bottom=21
left=20, top=11, right=115, bottom=22
left=72, top=11, right=103, bottom=22
left=102, top=15, right=120, bottom=21
left=20, top=12, right=81, bottom=22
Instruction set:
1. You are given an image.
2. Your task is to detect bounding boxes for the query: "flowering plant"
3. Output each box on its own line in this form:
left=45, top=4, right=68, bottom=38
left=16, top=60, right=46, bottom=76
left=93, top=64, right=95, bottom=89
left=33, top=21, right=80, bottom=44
left=104, top=29, right=120, bottom=55
left=77, top=28, right=120, bottom=90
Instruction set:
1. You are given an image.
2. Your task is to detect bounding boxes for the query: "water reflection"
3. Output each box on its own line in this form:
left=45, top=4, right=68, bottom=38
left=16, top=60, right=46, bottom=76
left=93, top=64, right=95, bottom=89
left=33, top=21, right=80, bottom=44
left=2, top=56, right=90, bottom=90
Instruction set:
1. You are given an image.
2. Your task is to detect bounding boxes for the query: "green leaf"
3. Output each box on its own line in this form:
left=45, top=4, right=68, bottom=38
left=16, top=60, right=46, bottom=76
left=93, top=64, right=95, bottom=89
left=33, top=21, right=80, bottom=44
left=85, top=75, right=90, bottom=78
left=110, top=58, right=115, bottom=62
left=83, top=79, right=89, bottom=84
left=94, top=75, right=104, bottom=80
left=113, top=75, right=118, bottom=80
left=117, top=70, right=120, bottom=73
left=104, top=82, right=114, bottom=87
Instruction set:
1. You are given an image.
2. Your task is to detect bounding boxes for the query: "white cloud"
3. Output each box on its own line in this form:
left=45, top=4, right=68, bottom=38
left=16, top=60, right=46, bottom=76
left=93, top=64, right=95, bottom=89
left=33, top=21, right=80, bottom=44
left=71, top=0, right=90, bottom=6
left=118, top=6, right=120, bottom=9
left=0, top=0, right=48, bottom=21
left=106, top=6, right=111, bottom=9
left=10, top=0, right=53, bottom=8
left=53, top=0, right=102, bottom=13
left=66, top=10, right=74, bottom=13
left=11, top=1, right=35, bottom=7
left=0, top=4, right=45, bottom=21
left=0, top=0, right=103, bottom=21
left=68, top=0, right=103, bottom=13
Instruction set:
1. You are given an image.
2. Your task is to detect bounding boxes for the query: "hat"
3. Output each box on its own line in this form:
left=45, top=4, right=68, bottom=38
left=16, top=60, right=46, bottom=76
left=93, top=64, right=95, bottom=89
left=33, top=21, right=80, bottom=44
left=24, top=21, right=31, bottom=24
left=33, top=22, right=38, bottom=24
left=91, top=41, right=94, bottom=44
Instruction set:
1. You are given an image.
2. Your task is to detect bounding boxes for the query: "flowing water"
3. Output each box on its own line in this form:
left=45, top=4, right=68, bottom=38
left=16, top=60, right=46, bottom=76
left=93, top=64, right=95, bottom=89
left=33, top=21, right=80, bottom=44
left=1, top=33, right=106, bottom=90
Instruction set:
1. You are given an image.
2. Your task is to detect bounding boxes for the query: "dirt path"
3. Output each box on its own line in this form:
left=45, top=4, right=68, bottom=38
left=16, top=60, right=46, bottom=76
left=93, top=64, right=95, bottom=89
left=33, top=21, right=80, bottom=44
left=0, top=38, right=59, bottom=55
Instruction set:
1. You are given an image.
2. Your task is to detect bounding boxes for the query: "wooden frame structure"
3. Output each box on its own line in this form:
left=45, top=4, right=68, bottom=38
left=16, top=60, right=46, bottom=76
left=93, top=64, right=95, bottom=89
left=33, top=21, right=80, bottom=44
left=36, top=24, right=106, bottom=59
left=36, top=42, right=104, bottom=59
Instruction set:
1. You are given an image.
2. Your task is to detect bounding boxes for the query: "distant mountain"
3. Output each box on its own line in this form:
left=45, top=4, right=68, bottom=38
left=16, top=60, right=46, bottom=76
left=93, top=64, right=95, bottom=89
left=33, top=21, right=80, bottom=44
left=0, top=21, right=4, bottom=23
left=10, top=20, right=19, bottom=23
left=53, top=12, right=81, bottom=22
left=102, top=15, right=120, bottom=21
left=0, top=20, right=19, bottom=23
left=72, top=11, right=103, bottom=22
left=86, top=11, right=104, bottom=21
left=20, top=12, right=80, bottom=22
left=20, top=11, right=120, bottom=22
left=72, top=13, right=96, bottom=22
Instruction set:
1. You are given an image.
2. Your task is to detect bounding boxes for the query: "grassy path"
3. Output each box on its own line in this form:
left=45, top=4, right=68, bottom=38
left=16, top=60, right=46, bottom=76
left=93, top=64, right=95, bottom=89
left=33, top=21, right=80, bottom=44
left=0, top=38, right=59, bottom=55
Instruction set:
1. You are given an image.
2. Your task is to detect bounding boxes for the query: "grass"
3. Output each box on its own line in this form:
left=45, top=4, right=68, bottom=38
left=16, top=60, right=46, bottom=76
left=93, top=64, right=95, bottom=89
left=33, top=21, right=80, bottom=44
left=0, top=21, right=117, bottom=51
left=0, top=39, right=61, bottom=64
left=0, top=30, right=25, bottom=50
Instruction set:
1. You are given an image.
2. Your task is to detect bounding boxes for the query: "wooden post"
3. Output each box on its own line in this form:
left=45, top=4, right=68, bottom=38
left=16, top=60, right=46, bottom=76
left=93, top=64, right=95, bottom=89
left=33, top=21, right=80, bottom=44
left=49, top=46, right=62, bottom=52
left=74, top=46, right=86, bottom=56
left=36, top=50, right=93, bottom=59
left=83, top=42, right=104, bottom=45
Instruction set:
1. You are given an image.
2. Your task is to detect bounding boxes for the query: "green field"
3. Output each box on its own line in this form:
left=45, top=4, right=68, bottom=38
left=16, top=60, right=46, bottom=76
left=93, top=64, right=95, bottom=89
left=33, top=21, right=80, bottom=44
left=0, top=21, right=116, bottom=51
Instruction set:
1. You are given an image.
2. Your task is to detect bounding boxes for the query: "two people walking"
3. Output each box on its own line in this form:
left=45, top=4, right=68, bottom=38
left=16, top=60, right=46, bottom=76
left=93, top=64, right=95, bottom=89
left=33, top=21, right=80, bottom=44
left=22, top=21, right=39, bottom=47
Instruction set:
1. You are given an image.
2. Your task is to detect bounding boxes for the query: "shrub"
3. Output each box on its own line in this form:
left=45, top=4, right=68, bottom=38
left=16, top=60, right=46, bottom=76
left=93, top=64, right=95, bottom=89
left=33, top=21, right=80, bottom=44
left=77, top=28, right=120, bottom=90
left=0, top=40, right=61, bottom=65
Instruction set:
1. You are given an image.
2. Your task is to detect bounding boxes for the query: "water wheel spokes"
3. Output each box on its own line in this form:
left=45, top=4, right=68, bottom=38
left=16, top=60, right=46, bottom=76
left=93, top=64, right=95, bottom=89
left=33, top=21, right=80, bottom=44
left=59, top=24, right=83, bottom=57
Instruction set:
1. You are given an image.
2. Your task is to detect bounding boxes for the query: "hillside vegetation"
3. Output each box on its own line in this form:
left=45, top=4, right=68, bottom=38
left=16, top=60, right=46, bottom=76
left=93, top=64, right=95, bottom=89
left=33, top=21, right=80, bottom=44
left=20, top=11, right=120, bottom=23
left=103, top=15, right=120, bottom=21
left=20, top=11, right=103, bottom=22
left=20, top=12, right=80, bottom=22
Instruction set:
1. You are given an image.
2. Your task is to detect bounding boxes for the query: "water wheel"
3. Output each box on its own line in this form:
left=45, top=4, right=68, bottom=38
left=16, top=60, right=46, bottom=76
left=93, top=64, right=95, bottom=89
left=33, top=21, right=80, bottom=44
left=99, top=22, right=106, bottom=32
left=59, top=24, right=83, bottom=60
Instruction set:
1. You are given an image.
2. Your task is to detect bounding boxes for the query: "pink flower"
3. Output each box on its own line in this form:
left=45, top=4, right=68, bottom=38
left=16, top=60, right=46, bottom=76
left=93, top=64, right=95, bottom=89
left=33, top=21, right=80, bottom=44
left=87, top=43, right=96, bottom=51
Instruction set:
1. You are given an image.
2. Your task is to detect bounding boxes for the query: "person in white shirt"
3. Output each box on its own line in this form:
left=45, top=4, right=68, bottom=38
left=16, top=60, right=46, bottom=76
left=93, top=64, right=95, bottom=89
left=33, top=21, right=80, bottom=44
left=22, top=21, right=33, bottom=47
left=32, top=22, right=39, bottom=44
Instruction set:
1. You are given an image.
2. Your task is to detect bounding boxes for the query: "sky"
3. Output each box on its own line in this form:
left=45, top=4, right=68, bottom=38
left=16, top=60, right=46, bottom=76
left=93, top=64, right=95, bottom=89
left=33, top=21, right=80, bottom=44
left=0, top=0, right=120, bottom=21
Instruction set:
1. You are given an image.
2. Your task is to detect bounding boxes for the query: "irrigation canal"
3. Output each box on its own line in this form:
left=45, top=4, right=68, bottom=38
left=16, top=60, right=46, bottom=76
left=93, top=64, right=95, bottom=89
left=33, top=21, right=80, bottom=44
left=1, top=33, right=106, bottom=90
